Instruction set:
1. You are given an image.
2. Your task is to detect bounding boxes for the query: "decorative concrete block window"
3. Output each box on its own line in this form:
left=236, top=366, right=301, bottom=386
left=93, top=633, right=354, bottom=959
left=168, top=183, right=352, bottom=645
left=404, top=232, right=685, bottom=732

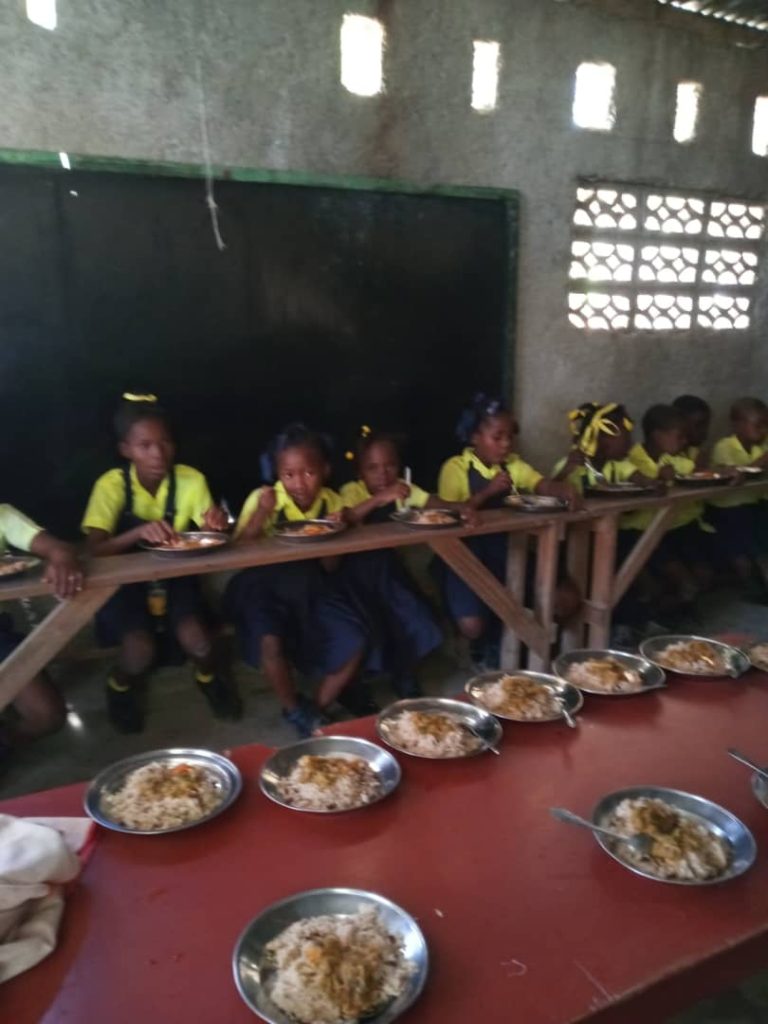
left=340, top=14, right=384, bottom=96
left=569, top=183, right=764, bottom=330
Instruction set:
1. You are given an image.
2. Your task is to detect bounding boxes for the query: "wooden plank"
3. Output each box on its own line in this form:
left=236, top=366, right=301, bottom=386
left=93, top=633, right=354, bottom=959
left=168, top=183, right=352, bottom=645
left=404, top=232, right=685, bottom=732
left=0, top=586, right=117, bottom=711
left=500, top=534, right=528, bottom=670
left=528, top=524, right=560, bottom=672
left=428, top=535, right=550, bottom=658
left=561, top=521, right=591, bottom=652
left=612, top=506, right=676, bottom=605
left=586, top=514, right=618, bottom=649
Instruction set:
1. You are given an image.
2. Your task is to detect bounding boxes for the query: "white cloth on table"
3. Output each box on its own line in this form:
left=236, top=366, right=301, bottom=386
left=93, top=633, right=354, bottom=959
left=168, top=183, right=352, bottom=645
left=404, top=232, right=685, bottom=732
left=0, top=814, right=89, bottom=983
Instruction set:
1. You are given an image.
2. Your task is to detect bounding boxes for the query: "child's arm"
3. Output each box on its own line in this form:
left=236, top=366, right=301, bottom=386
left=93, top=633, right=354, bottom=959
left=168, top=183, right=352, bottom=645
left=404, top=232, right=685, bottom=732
left=201, top=505, right=229, bottom=531
left=535, top=478, right=582, bottom=510
left=236, top=488, right=277, bottom=542
left=345, top=482, right=411, bottom=525
left=85, top=519, right=177, bottom=556
left=467, top=471, right=513, bottom=510
left=553, top=450, right=585, bottom=482
left=29, top=532, right=84, bottom=598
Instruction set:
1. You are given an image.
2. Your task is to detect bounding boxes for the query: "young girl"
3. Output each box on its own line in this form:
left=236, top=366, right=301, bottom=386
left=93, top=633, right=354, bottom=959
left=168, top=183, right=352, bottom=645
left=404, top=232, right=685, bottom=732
left=0, top=505, right=82, bottom=749
left=225, top=424, right=370, bottom=738
left=437, top=394, right=580, bottom=667
left=554, top=402, right=650, bottom=491
left=340, top=430, right=463, bottom=697
left=82, top=394, right=239, bottom=733
left=672, top=394, right=711, bottom=469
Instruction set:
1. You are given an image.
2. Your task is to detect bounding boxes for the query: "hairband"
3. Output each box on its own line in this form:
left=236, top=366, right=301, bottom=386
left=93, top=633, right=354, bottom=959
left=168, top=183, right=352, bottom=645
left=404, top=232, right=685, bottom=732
left=568, top=402, right=633, bottom=457
left=345, top=424, right=372, bottom=461
left=123, top=392, right=158, bottom=403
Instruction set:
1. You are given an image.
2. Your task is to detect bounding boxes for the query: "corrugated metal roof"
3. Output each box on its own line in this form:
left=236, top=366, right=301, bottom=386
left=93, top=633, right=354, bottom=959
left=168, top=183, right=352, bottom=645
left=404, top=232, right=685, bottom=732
left=657, top=0, right=768, bottom=31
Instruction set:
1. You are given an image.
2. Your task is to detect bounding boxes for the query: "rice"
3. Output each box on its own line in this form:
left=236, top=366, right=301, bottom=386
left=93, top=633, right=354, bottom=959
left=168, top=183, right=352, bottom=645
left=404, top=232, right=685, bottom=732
left=103, top=760, right=221, bottom=831
left=265, top=908, right=413, bottom=1024
left=384, top=710, right=480, bottom=758
left=566, top=658, right=642, bottom=693
left=478, top=675, right=560, bottom=719
left=656, top=640, right=727, bottom=674
left=275, top=754, right=381, bottom=811
left=605, top=797, right=730, bottom=881
left=749, top=642, right=768, bottom=671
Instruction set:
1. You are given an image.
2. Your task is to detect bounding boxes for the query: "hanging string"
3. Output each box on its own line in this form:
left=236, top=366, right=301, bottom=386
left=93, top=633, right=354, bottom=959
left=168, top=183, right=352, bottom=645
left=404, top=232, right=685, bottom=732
left=193, top=51, right=227, bottom=252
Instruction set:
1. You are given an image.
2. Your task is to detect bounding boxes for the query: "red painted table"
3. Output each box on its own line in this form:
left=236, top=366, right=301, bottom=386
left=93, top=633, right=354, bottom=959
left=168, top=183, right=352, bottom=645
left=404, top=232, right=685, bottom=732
left=5, top=670, right=768, bottom=1024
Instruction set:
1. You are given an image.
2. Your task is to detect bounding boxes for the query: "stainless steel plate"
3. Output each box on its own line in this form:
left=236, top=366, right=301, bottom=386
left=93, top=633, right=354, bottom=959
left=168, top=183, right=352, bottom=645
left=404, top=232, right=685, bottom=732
left=585, top=483, right=656, bottom=497
left=553, top=648, right=666, bottom=695
left=747, top=641, right=768, bottom=672
left=376, top=697, right=502, bottom=758
left=260, top=735, right=401, bottom=813
left=139, top=531, right=229, bottom=556
left=390, top=508, right=462, bottom=529
left=675, top=472, right=730, bottom=487
left=233, top=887, right=428, bottom=1024
left=739, top=466, right=764, bottom=476
left=504, top=495, right=568, bottom=512
left=639, top=634, right=750, bottom=678
left=465, top=670, right=583, bottom=722
left=0, top=553, right=42, bottom=580
left=84, top=747, right=242, bottom=835
left=751, top=771, right=768, bottom=811
left=591, top=786, right=756, bottom=885
left=273, top=519, right=347, bottom=543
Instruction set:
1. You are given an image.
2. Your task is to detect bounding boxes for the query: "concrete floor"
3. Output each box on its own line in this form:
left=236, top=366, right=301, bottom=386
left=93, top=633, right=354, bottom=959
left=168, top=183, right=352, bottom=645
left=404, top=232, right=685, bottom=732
left=2, top=587, right=768, bottom=1022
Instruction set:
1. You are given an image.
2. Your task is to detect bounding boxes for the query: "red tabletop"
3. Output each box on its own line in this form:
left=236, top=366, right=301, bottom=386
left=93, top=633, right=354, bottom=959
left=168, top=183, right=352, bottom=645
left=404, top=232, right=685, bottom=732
left=5, top=666, right=768, bottom=1024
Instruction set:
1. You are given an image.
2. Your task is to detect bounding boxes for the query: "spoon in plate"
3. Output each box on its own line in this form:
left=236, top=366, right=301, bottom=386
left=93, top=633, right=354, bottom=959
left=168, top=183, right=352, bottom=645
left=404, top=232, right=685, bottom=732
left=727, top=747, right=768, bottom=782
left=550, top=807, right=655, bottom=859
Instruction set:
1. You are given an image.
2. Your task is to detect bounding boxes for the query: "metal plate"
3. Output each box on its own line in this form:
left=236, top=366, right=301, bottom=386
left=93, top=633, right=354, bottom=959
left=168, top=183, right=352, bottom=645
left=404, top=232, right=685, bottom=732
left=553, top=649, right=666, bottom=696
left=585, top=483, right=656, bottom=497
left=139, top=531, right=229, bottom=556
left=0, top=553, right=42, bottom=580
left=751, top=771, right=768, bottom=811
left=465, top=670, right=583, bottom=722
left=260, top=735, right=401, bottom=813
left=639, top=634, right=750, bottom=678
left=84, top=747, right=242, bottom=835
left=675, top=472, right=731, bottom=487
left=273, top=519, right=347, bottom=543
left=739, top=466, right=764, bottom=476
left=591, top=786, right=756, bottom=886
left=390, top=508, right=462, bottom=529
left=233, top=887, right=428, bottom=1024
left=747, top=641, right=768, bottom=672
left=504, top=495, right=568, bottom=512
left=376, top=697, right=502, bottom=758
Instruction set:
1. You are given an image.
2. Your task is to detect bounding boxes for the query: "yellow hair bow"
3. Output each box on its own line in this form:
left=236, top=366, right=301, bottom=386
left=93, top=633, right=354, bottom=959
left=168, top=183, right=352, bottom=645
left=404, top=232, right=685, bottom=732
left=345, top=424, right=372, bottom=460
left=569, top=402, right=633, bottom=457
left=123, top=392, right=158, bottom=403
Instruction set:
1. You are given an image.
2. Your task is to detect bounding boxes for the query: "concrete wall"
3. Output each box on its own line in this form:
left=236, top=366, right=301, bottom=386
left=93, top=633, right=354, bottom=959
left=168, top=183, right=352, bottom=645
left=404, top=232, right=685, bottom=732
left=1, top=0, right=767, bottom=467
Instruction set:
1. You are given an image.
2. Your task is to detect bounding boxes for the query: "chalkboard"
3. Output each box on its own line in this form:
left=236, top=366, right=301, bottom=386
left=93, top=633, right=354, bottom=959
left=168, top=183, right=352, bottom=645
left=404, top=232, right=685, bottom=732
left=0, top=163, right=516, bottom=535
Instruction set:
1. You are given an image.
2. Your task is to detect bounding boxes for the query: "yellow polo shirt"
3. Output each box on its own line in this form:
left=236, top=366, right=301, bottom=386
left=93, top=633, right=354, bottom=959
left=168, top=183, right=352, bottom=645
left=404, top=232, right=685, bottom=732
left=82, top=464, right=213, bottom=535
left=710, top=435, right=766, bottom=508
left=626, top=444, right=700, bottom=530
left=552, top=457, right=638, bottom=495
left=236, top=481, right=343, bottom=538
left=438, top=448, right=543, bottom=503
left=0, top=504, right=43, bottom=554
left=340, top=479, right=430, bottom=511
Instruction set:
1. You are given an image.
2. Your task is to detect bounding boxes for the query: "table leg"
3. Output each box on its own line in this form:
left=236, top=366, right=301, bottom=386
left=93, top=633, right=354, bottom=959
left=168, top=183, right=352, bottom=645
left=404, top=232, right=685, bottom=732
left=0, top=585, right=117, bottom=711
left=528, top=523, right=559, bottom=672
left=501, top=533, right=528, bottom=670
left=429, top=536, right=549, bottom=659
left=585, top=514, right=617, bottom=649
left=562, top=521, right=591, bottom=652
left=612, top=506, right=675, bottom=605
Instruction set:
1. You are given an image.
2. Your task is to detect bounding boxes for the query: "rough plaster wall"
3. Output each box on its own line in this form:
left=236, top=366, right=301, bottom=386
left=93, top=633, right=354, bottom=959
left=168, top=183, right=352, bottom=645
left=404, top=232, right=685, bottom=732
left=0, top=0, right=766, bottom=466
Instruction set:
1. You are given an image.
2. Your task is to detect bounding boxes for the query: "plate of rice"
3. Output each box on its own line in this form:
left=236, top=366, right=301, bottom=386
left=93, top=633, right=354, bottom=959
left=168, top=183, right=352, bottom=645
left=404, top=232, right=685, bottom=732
left=590, top=786, right=755, bottom=885
left=466, top=670, right=583, bottom=722
left=376, top=697, right=502, bottom=759
left=233, top=887, right=428, bottom=1024
left=553, top=649, right=665, bottom=695
left=0, top=553, right=42, bottom=579
left=640, top=635, right=749, bottom=678
left=390, top=508, right=462, bottom=529
left=273, top=520, right=346, bottom=543
left=748, top=641, right=768, bottom=672
left=260, top=736, right=401, bottom=813
left=139, top=531, right=229, bottom=556
left=84, top=748, right=242, bottom=834
left=504, top=494, right=568, bottom=512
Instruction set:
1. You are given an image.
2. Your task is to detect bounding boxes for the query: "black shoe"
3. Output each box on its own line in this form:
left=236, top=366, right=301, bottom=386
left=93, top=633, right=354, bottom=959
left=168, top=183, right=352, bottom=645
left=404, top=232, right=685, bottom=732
left=336, top=682, right=380, bottom=718
left=106, top=685, right=144, bottom=734
left=197, top=676, right=243, bottom=720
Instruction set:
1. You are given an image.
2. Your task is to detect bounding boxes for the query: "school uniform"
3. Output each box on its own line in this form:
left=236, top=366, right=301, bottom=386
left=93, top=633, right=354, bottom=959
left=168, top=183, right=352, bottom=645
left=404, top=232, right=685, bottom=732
left=437, top=448, right=542, bottom=623
left=552, top=457, right=638, bottom=494
left=626, top=444, right=712, bottom=567
left=339, top=479, right=442, bottom=674
left=0, top=505, right=44, bottom=658
left=224, top=482, right=368, bottom=674
left=81, top=464, right=212, bottom=645
left=707, top=435, right=766, bottom=561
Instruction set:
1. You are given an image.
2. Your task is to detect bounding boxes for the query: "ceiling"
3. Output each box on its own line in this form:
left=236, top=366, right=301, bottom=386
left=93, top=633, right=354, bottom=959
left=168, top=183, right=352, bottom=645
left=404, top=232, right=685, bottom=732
left=657, top=0, right=768, bottom=31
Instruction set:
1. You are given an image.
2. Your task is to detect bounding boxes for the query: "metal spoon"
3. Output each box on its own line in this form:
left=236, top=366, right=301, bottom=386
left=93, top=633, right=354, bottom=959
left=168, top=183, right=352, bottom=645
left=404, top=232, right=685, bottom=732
left=556, top=697, right=578, bottom=729
left=550, top=807, right=655, bottom=858
left=466, top=725, right=500, bottom=755
left=728, top=747, right=768, bottom=782
left=583, top=456, right=608, bottom=484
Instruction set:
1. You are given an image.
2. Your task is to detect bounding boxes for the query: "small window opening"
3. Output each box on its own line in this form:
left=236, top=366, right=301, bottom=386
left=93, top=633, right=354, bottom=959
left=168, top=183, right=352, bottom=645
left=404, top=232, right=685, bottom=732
left=471, top=41, right=500, bottom=112
left=572, top=62, right=616, bottom=131
left=673, top=82, right=702, bottom=143
left=340, top=14, right=384, bottom=97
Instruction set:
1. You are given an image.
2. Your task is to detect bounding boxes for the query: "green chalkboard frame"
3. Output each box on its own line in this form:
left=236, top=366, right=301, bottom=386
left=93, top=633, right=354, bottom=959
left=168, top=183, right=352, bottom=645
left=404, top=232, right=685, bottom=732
left=0, top=146, right=519, bottom=400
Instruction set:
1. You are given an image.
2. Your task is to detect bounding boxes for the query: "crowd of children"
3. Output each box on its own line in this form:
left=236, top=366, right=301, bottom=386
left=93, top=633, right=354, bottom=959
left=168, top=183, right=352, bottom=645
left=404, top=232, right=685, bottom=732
left=3, top=389, right=768, bottom=747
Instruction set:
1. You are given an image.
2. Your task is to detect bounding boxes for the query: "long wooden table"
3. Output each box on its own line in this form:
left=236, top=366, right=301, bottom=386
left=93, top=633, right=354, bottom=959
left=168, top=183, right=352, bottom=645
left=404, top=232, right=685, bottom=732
left=1, top=480, right=766, bottom=711
left=4, top=663, right=768, bottom=1023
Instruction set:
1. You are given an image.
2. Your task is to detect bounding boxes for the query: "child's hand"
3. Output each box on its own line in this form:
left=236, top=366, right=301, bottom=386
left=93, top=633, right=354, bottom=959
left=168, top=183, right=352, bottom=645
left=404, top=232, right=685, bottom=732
left=138, top=520, right=177, bottom=545
left=43, top=544, right=84, bottom=599
left=202, top=505, right=228, bottom=532
left=564, top=450, right=586, bottom=472
left=460, top=503, right=478, bottom=527
left=485, top=471, right=512, bottom=497
left=658, top=465, right=676, bottom=482
left=538, top=480, right=581, bottom=510
left=754, top=452, right=768, bottom=469
left=381, top=481, right=411, bottom=505
left=258, top=487, right=277, bottom=514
